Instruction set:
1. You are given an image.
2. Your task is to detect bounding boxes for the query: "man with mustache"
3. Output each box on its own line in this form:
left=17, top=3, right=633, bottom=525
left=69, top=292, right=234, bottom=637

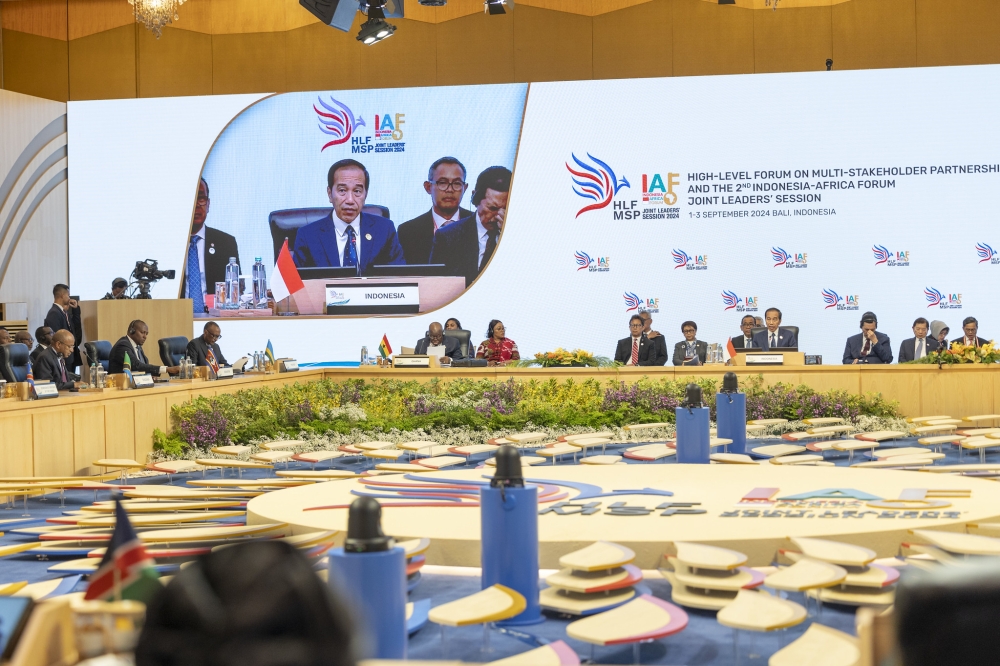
left=398, top=157, right=473, bottom=265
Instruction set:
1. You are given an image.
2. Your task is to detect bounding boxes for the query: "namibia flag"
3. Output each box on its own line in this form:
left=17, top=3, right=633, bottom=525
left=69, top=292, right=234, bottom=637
left=84, top=500, right=161, bottom=602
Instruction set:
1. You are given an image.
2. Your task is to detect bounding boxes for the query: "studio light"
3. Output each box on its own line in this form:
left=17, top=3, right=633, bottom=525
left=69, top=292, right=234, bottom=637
left=418, top=0, right=447, bottom=5
left=485, top=0, right=509, bottom=15
left=357, top=1, right=397, bottom=45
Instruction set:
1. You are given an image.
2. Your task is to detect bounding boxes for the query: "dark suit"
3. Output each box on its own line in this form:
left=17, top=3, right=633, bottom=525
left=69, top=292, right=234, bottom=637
left=29, top=344, right=47, bottom=364
left=843, top=332, right=893, bottom=364
left=44, top=303, right=82, bottom=369
left=292, top=212, right=404, bottom=274
left=397, top=208, right=472, bottom=266
left=615, top=335, right=656, bottom=366
left=898, top=336, right=940, bottom=363
left=430, top=214, right=497, bottom=287
left=183, top=226, right=240, bottom=299
left=646, top=334, right=668, bottom=366
left=108, top=336, right=162, bottom=375
left=731, top=335, right=756, bottom=350
left=952, top=336, right=990, bottom=348
left=752, top=328, right=797, bottom=351
left=673, top=340, right=708, bottom=366
left=33, top=347, right=74, bottom=390
left=414, top=335, right=465, bottom=360
left=186, top=337, right=228, bottom=367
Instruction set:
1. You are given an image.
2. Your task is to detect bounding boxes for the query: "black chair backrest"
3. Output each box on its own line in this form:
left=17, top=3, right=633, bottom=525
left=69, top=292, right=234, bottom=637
left=84, top=341, right=113, bottom=371
left=443, top=329, right=472, bottom=359
left=268, top=205, right=392, bottom=262
left=158, top=337, right=189, bottom=366
left=750, top=326, right=799, bottom=341
left=0, top=343, right=31, bottom=383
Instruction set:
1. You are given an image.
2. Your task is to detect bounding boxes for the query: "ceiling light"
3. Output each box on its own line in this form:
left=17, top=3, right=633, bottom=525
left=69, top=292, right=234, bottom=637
left=418, top=0, right=447, bottom=5
left=357, top=1, right=397, bottom=45
left=484, top=0, right=510, bottom=15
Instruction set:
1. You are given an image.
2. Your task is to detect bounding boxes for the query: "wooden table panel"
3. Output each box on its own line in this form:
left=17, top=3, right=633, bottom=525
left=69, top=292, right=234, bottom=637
left=0, top=413, right=35, bottom=477
left=133, top=395, right=168, bottom=463
left=861, top=368, right=922, bottom=416
left=920, top=367, right=995, bottom=418
left=72, top=405, right=106, bottom=475
left=104, top=401, right=136, bottom=462
left=32, top=409, right=74, bottom=476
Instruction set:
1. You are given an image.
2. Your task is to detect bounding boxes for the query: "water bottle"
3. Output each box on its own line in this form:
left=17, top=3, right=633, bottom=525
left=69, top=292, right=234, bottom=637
left=361, top=346, right=368, bottom=366
left=90, top=362, right=98, bottom=389
left=252, top=258, right=267, bottom=309
left=225, top=257, right=240, bottom=310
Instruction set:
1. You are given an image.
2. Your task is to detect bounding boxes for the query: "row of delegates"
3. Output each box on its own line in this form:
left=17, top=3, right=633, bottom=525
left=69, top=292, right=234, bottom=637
left=410, top=318, right=520, bottom=367
left=896, top=316, right=988, bottom=362
left=613, top=312, right=670, bottom=366
left=292, top=159, right=512, bottom=287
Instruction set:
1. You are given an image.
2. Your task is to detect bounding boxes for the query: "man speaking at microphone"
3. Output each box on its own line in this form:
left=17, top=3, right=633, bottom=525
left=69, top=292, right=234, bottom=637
left=843, top=311, right=893, bottom=364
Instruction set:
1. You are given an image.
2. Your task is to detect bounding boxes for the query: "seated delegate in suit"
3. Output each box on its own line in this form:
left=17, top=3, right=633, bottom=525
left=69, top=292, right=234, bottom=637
left=672, top=321, right=708, bottom=366
left=898, top=317, right=939, bottom=363
left=843, top=311, right=893, bottom=364
left=615, top=315, right=656, bottom=366
left=292, top=159, right=405, bottom=274
left=397, top=157, right=473, bottom=265
left=638, top=311, right=668, bottom=366
left=186, top=321, right=228, bottom=368
left=13, top=330, right=33, bottom=351
left=476, top=320, right=520, bottom=367
left=30, top=326, right=51, bottom=364
left=108, top=320, right=180, bottom=376
left=731, top=314, right=757, bottom=350
left=184, top=178, right=241, bottom=314
left=953, top=316, right=990, bottom=348
left=0, top=327, right=8, bottom=345
left=430, top=166, right=511, bottom=288
left=33, top=330, right=79, bottom=391
left=414, top=322, right=465, bottom=363
left=752, top=307, right=798, bottom=351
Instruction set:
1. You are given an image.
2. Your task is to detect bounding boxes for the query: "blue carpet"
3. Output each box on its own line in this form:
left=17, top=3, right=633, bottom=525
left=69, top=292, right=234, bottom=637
left=0, top=435, right=988, bottom=664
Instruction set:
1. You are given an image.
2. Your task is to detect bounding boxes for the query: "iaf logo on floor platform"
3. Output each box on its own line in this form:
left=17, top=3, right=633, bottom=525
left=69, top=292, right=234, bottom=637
left=924, top=287, right=962, bottom=309
left=822, top=288, right=859, bottom=311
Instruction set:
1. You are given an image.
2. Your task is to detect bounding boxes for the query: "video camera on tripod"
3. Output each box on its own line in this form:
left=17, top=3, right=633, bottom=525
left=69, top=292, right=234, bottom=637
left=130, top=259, right=175, bottom=299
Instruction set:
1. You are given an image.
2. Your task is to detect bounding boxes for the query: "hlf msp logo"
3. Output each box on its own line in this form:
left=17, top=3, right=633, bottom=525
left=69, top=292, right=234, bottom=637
left=567, top=153, right=632, bottom=218
left=672, top=249, right=707, bottom=270
left=625, top=292, right=659, bottom=313
left=771, top=247, right=807, bottom=268
left=574, top=251, right=610, bottom=273
left=977, top=243, right=999, bottom=265
left=925, top=287, right=962, bottom=309
left=722, top=291, right=758, bottom=312
left=822, top=289, right=859, bottom=311
left=314, top=96, right=366, bottom=151
left=873, top=245, right=910, bottom=267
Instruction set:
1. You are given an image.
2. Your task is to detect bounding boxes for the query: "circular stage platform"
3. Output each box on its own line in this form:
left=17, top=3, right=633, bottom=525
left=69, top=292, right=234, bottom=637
left=246, top=465, right=1000, bottom=567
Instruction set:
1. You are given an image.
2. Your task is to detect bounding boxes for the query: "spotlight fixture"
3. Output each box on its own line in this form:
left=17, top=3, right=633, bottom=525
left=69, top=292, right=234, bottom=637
left=357, top=1, right=397, bottom=45
left=826, top=58, right=834, bottom=71
left=418, top=0, right=447, bottom=5
left=484, top=0, right=511, bottom=15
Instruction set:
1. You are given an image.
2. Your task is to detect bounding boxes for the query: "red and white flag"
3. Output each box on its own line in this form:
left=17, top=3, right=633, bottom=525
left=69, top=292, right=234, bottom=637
left=271, top=239, right=305, bottom=302
left=722, top=337, right=737, bottom=363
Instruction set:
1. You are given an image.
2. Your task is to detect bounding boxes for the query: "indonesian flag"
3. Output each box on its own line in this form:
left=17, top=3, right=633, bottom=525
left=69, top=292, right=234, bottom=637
left=723, top=337, right=736, bottom=363
left=84, top=500, right=161, bottom=602
left=271, top=239, right=305, bottom=302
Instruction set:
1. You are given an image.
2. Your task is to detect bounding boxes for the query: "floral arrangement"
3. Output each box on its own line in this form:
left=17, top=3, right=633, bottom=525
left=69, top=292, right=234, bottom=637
left=910, top=340, right=1000, bottom=365
left=151, top=375, right=900, bottom=456
left=513, top=348, right=614, bottom=368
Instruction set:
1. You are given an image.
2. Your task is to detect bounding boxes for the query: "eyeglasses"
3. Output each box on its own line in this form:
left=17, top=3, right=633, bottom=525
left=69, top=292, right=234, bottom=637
left=207, top=332, right=222, bottom=340
left=682, top=329, right=696, bottom=334
left=196, top=196, right=209, bottom=205
left=433, top=180, right=466, bottom=191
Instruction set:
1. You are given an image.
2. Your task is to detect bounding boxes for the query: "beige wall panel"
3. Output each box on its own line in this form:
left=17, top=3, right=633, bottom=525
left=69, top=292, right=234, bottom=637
left=672, top=0, right=753, bottom=76
left=920, top=368, right=994, bottom=419
left=593, top=0, right=671, bottom=80
left=435, top=12, right=514, bottom=86
left=68, top=25, right=136, bottom=100
left=359, top=18, right=437, bottom=90
left=171, top=0, right=213, bottom=35
left=105, top=400, right=136, bottom=460
left=212, top=32, right=287, bottom=94
left=211, top=0, right=288, bottom=35
left=832, top=0, right=916, bottom=71
left=284, top=0, right=321, bottom=31
left=0, top=413, right=34, bottom=477
left=407, top=0, right=481, bottom=24
left=860, top=369, right=920, bottom=418
left=1, top=0, right=67, bottom=41
left=1, top=30, right=69, bottom=101
left=72, top=404, right=105, bottom=475
left=137, top=26, right=213, bottom=98
left=32, top=408, right=74, bottom=476
left=800, top=371, right=860, bottom=395
left=513, top=6, right=592, bottom=82
left=67, top=0, right=134, bottom=41
left=284, top=23, right=362, bottom=93
left=753, top=5, right=831, bottom=73
left=0, top=183, right=68, bottom=332
left=133, top=395, right=167, bottom=462
left=915, top=0, right=1000, bottom=67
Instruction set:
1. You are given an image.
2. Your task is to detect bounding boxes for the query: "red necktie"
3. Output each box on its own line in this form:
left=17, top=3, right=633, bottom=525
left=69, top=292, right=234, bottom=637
left=631, top=339, right=639, bottom=365
left=59, top=358, right=67, bottom=382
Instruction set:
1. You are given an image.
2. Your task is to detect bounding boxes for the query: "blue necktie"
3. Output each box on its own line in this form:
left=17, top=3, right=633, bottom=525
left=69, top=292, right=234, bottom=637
left=343, top=225, right=358, bottom=269
left=187, top=236, right=205, bottom=314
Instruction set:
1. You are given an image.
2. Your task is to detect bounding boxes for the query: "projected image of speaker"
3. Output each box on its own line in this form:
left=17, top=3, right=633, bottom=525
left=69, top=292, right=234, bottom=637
left=299, top=0, right=403, bottom=31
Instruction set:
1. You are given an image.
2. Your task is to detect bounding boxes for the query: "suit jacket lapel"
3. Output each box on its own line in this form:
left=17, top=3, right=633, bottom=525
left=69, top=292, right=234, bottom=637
left=359, top=214, right=372, bottom=270
left=319, top=214, right=341, bottom=267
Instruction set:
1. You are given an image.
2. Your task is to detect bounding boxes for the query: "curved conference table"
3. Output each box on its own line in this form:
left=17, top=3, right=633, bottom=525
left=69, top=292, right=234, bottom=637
left=0, top=364, right=996, bottom=478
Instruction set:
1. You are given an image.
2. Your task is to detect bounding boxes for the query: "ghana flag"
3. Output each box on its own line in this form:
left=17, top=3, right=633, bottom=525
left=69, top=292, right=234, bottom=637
left=378, top=334, right=392, bottom=359
left=84, top=499, right=161, bottom=602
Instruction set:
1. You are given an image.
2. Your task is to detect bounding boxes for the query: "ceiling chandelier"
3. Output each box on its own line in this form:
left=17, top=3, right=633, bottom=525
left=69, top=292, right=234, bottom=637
left=129, top=0, right=186, bottom=39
